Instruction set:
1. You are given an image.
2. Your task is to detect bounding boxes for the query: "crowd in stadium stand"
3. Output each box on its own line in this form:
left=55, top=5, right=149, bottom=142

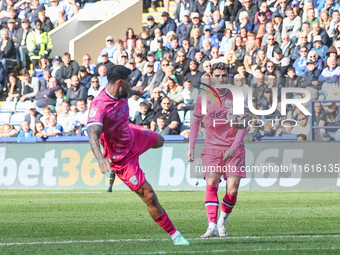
left=0, top=0, right=340, bottom=142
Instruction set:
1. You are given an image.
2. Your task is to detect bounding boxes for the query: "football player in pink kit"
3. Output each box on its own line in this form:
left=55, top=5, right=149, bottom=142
left=87, top=65, right=189, bottom=245
left=187, top=62, right=247, bottom=237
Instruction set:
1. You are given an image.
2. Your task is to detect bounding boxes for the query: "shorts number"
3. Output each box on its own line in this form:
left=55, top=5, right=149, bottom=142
left=236, top=156, right=245, bottom=167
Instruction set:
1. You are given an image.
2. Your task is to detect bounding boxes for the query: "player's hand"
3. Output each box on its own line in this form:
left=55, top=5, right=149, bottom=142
left=132, top=86, right=145, bottom=95
left=222, top=148, right=234, bottom=161
left=98, top=158, right=112, bottom=174
left=187, top=147, right=194, bottom=162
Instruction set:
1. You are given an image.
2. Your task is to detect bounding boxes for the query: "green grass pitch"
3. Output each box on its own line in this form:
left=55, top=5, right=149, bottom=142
left=1, top=190, right=340, bottom=254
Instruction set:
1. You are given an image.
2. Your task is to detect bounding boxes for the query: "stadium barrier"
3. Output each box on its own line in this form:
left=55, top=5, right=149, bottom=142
left=309, top=100, right=340, bottom=141
left=1, top=142, right=339, bottom=191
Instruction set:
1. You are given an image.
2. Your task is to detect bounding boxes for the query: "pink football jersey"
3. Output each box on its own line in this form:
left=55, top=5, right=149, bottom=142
left=87, top=89, right=134, bottom=162
left=192, top=89, right=244, bottom=150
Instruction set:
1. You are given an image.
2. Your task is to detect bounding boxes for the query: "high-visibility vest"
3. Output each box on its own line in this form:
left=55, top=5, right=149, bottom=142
left=26, top=30, right=53, bottom=60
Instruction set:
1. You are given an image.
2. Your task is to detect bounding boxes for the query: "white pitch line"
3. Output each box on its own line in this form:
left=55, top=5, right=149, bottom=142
left=1, top=234, right=340, bottom=247
left=119, top=247, right=340, bottom=255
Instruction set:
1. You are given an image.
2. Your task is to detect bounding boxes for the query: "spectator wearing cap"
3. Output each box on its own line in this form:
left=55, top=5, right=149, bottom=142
left=79, top=65, right=93, bottom=89
left=57, top=101, right=75, bottom=136
left=291, top=0, right=303, bottom=17
left=311, top=22, right=331, bottom=47
left=13, top=18, right=32, bottom=70
left=235, top=0, right=258, bottom=28
left=311, top=35, right=329, bottom=62
left=26, top=19, right=53, bottom=67
left=94, top=51, right=114, bottom=77
left=58, top=0, right=79, bottom=26
left=155, top=37, right=169, bottom=61
left=25, top=102, right=43, bottom=130
left=38, top=10, right=53, bottom=33
left=185, top=12, right=204, bottom=39
left=87, top=76, right=103, bottom=97
left=199, top=24, right=219, bottom=50
left=302, top=60, right=322, bottom=99
left=176, top=10, right=191, bottom=45
left=96, top=35, right=116, bottom=64
left=81, top=54, right=96, bottom=74
left=45, top=0, right=60, bottom=26
left=136, top=62, right=155, bottom=93
left=58, top=52, right=79, bottom=89
left=127, top=58, right=142, bottom=87
left=25, top=0, right=45, bottom=24
left=134, top=50, right=147, bottom=73
left=253, top=11, right=268, bottom=41
left=6, top=18, right=17, bottom=41
left=253, top=2, right=271, bottom=25
left=143, top=50, right=160, bottom=74
left=174, top=0, right=193, bottom=24
left=146, top=15, right=158, bottom=39
left=158, top=11, right=176, bottom=36
left=0, top=28, right=17, bottom=88
left=97, top=65, right=108, bottom=88
left=51, top=55, right=62, bottom=77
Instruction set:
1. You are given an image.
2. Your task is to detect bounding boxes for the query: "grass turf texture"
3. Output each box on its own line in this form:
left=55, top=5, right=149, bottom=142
left=0, top=190, right=340, bottom=254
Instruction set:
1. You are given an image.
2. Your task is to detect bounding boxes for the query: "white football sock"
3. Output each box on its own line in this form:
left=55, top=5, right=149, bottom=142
left=208, top=222, right=217, bottom=230
left=217, top=211, right=230, bottom=225
left=171, top=230, right=180, bottom=240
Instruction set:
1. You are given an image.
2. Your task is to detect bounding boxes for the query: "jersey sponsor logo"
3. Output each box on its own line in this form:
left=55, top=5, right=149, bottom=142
left=89, top=108, right=97, bottom=118
left=129, top=176, right=138, bottom=186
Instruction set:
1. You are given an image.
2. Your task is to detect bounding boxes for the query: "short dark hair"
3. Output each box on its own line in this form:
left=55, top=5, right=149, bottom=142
left=140, top=102, right=148, bottom=107
left=157, top=115, right=167, bottom=121
left=287, top=67, right=295, bottom=73
left=211, top=62, right=229, bottom=75
left=107, top=65, right=131, bottom=84
left=87, top=95, right=94, bottom=101
left=297, top=134, right=307, bottom=140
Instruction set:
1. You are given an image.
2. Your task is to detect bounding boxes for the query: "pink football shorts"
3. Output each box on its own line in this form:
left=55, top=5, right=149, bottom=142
left=110, top=126, right=159, bottom=191
left=201, top=148, right=246, bottom=179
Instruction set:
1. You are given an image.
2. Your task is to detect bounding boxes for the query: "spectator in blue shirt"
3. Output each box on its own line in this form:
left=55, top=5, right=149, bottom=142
left=311, top=35, right=329, bottom=62
left=18, top=120, right=34, bottom=138
left=199, top=24, right=219, bottom=50
left=42, top=114, right=63, bottom=137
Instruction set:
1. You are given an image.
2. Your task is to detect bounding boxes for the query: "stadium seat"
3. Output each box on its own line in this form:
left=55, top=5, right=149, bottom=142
left=183, top=110, right=192, bottom=126
left=0, top=101, right=16, bottom=113
left=10, top=113, right=25, bottom=125
left=0, top=112, right=11, bottom=124
left=15, top=101, right=29, bottom=113
left=178, top=110, right=185, bottom=124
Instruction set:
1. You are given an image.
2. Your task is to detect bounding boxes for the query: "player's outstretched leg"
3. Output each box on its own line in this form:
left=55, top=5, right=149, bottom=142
left=217, top=176, right=241, bottom=237
left=201, top=174, right=221, bottom=238
left=107, top=170, right=116, bottom=192
left=135, top=180, right=190, bottom=245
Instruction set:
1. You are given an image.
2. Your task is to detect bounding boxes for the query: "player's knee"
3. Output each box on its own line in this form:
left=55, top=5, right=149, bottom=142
left=227, top=189, right=237, bottom=196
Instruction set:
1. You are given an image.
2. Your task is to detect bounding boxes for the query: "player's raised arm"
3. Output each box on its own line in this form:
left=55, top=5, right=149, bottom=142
left=87, top=124, right=112, bottom=174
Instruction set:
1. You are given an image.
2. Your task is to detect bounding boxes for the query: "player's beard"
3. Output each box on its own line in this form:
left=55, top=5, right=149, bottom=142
left=121, top=92, right=129, bottom=98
